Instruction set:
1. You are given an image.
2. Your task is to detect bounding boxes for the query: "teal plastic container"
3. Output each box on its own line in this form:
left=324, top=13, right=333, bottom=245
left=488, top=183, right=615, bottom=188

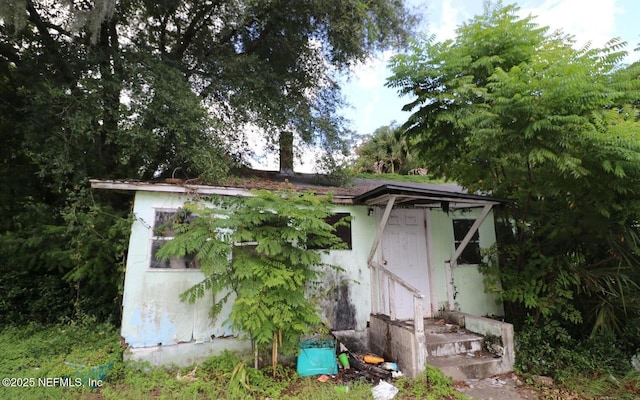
left=296, top=340, right=338, bottom=376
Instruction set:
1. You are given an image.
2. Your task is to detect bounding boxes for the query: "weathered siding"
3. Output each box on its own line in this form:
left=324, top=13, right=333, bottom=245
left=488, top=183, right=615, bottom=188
left=120, top=191, right=503, bottom=366
left=121, top=192, right=238, bottom=353
left=121, top=193, right=377, bottom=362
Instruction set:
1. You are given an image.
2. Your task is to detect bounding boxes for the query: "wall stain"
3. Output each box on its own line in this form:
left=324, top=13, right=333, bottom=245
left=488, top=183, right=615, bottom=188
left=334, top=282, right=356, bottom=330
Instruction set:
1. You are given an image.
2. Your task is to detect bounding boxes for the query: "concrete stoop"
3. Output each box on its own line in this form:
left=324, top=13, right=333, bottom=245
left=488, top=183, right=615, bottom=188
left=428, top=353, right=503, bottom=381
left=368, top=313, right=514, bottom=380
left=424, top=319, right=504, bottom=380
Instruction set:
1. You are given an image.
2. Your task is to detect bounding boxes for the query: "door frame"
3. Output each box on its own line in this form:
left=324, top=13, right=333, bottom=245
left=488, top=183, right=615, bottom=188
left=376, top=207, right=432, bottom=319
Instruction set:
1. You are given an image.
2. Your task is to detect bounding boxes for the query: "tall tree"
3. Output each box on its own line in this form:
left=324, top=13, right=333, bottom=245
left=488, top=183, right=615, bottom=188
left=0, top=0, right=416, bottom=324
left=353, top=123, right=417, bottom=174
left=388, top=2, right=640, bottom=336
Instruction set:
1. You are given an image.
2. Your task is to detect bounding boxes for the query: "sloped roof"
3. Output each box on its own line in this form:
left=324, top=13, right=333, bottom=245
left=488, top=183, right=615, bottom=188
left=90, top=169, right=504, bottom=208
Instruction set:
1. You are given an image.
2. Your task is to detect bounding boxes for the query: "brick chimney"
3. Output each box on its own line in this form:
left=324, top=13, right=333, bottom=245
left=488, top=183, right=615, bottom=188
left=279, top=131, right=294, bottom=176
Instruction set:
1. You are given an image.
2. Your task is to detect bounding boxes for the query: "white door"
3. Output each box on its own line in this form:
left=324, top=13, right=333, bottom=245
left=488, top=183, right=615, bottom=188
left=379, top=208, right=431, bottom=319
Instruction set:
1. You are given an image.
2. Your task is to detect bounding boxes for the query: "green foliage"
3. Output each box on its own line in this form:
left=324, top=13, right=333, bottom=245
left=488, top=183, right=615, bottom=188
left=0, top=0, right=415, bottom=325
left=388, top=1, right=640, bottom=341
left=515, top=316, right=631, bottom=382
left=0, top=320, right=121, bottom=399
left=355, top=172, right=446, bottom=184
left=158, top=189, right=346, bottom=361
left=353, top=123, right=421, bottom=174
left=317, top=153, right=355, bottom=187
left=394, top=365, right=466, bottom=399
left=0, top=188, right=131, bottom=326
left=4, top=320, right=640, bottom=399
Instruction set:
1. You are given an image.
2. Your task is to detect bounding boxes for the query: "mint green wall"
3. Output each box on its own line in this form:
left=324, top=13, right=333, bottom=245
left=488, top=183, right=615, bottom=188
left=121, top=191, right=503, bottom=358
left=121, top=192, right=377, bottom=351
left=122, top=191, right=237, bottom=349
left=319, top=205, right=377, bottom=332
left=428, top=208, right=503, bottom=316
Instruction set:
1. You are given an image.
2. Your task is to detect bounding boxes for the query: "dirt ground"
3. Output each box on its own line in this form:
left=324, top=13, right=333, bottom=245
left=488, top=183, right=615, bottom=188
left=454, top=373, right=541, bottom=400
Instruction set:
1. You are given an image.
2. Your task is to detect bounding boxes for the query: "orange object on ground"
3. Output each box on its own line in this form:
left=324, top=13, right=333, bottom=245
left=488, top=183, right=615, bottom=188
left=363, top=354, right=384, bottom=364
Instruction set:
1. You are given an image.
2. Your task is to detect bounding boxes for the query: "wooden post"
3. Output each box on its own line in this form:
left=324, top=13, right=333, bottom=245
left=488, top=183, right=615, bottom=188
left=388, top=278, right=396, bottom=320
left=413, top=294, right=424, bottom=335
left=371, top=266, right=380, bottom=314
left=414, top=294, right=427, bottom=373
left=367, top=196, right=397, bottom=266
left=445, top=260, right=454, bottom=311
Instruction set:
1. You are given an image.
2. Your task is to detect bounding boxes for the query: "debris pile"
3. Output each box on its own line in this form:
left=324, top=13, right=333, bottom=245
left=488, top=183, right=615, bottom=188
left=301, top=339, right=402, bottom=399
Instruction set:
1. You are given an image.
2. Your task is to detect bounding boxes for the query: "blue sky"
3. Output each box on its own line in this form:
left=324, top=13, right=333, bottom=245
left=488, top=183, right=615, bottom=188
left=341, top=0, right=640, bottom=140
left=251, top=0, right=640, bottom=172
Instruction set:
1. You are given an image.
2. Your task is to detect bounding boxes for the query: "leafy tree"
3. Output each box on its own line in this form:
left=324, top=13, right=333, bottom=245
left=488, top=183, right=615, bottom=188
left=157, top=190, right=347, bottom=373
left=353, top=123, right=418, bottom=174
left=388, top=2, right=640, bottom=337
left=0, top=0, right=415, bottom=324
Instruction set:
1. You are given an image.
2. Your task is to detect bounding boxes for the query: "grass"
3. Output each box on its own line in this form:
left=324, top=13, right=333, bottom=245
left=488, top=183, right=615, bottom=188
left=0, top=321, right=464, bottom=399
left=0, top=319, right=121, bottom=399
left=354, top=172, right=448, bottom=184
left=3, top=321, right=640, bottom=399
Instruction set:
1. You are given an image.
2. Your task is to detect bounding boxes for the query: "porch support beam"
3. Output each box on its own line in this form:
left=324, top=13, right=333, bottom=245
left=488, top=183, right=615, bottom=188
left=367, top=195, right=397, bottom=266
left=450, top=204, right=493, bottom=269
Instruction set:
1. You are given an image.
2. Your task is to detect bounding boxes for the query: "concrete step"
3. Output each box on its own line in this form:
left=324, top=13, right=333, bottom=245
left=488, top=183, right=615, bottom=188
left=423, top=319, right=462, bottom=334
left=425, top=330, right=484, bottom=357
left=427, top=353, right=503, bottom=381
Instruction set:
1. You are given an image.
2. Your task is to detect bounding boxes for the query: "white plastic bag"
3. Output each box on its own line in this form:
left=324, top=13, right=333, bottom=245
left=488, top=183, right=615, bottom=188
left=371, top=380, right=399, bottom=400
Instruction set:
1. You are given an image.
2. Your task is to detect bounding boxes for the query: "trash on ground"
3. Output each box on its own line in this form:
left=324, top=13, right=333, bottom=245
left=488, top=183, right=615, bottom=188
left=338, top=352, right=350, bottom=369
left=364, top=354, right=385, bottom=364
left=379, top=362, right=398, bottom=371
left=176, top=366, right=198, bottom=381
left=297, top=339, right=338, bottom=376
left=371, top=380, right=399, bottom=400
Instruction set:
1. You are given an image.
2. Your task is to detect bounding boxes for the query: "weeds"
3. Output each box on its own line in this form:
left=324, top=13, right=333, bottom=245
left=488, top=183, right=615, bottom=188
left=5, top=320, right=640, bottom=399
left=394, top=365, right=467, bottom=400
left=0, top=321, right=469, bottom=399
left=0, top=320, right=121, bottom=399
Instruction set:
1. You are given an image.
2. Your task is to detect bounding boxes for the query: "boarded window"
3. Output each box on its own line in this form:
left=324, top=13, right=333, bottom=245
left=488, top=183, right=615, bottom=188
left=150, top=210, right=200, bottom=269
left=452, top=219, right=482, bottom=265
left=308, top=213, right=352, bottom=250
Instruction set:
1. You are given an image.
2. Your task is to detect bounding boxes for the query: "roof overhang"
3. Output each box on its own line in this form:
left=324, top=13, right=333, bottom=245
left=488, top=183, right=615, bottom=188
left=89, top=179, right=355, bottom=204
left=353, top=183, right=504, bottom=208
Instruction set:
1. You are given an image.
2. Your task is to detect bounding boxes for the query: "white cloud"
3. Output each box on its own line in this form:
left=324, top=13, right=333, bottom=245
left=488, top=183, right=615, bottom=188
left=521, top=0, right=619, bottom=48
left=349, top=50, right=395, bottom=90
left=428, top=0, right=464, bottom=41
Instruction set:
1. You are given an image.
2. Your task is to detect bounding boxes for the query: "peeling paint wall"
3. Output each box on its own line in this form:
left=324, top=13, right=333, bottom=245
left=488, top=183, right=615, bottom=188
left=121, top=191, right=237, bottom=351
left=121, top=190, right=502, bottom=366
left=121, top=194, right=377, bottom=357
left=318, top=205, right=376, bottom=333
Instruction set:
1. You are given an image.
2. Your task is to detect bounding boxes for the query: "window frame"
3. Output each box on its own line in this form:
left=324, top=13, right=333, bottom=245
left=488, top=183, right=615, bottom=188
left=307, top=212, right=353, bottom=250
left=452, top=218, right=482, bottom=265
left=148, top=208, right=200, bottom=270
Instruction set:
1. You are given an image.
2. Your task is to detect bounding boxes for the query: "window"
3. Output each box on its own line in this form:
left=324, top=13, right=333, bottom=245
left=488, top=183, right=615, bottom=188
left=308, top=213, right=352, bottom=250
left=150, top=210, right=200, bottom=269
left=452, top=219, right=482, bottom=265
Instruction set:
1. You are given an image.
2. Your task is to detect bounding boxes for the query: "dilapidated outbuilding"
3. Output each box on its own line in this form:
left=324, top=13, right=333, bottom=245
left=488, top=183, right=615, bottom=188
left=91, top=171, right=514, bottom=379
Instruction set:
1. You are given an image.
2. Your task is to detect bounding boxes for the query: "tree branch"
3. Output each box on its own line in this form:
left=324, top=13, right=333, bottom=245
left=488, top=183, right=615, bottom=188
left=25, top=0, right=75, bottom=83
